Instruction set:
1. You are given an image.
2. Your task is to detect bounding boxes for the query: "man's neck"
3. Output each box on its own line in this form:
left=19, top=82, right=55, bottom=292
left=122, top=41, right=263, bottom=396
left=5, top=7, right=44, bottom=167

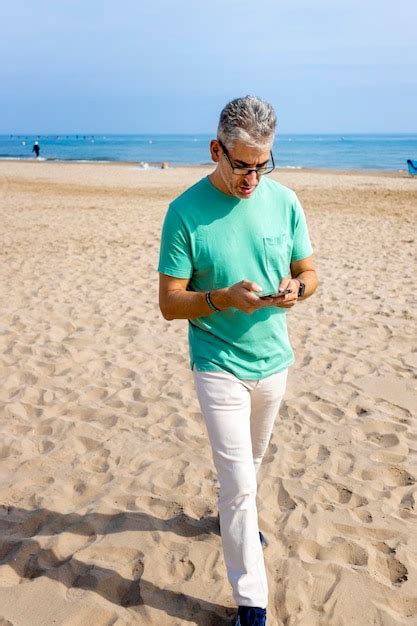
left=208, top=170, right=232, bottom=196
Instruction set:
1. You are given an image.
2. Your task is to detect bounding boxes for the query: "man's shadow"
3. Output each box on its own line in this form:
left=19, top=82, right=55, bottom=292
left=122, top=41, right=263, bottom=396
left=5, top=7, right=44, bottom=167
left=0, top=504, right=235, bottom=625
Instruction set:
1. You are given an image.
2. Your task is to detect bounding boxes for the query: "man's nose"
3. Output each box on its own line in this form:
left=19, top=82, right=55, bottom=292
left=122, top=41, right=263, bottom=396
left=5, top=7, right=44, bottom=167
left=244, top=170, right=258, bottom=185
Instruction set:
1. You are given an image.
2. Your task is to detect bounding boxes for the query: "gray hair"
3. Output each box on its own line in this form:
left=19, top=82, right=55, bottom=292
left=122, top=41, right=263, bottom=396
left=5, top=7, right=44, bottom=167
left=217, top=95, right=277, bottom=150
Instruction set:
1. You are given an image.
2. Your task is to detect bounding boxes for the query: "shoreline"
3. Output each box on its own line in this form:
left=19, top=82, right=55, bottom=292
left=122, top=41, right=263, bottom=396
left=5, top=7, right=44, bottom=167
left=0, top=157, right=411, bottom=177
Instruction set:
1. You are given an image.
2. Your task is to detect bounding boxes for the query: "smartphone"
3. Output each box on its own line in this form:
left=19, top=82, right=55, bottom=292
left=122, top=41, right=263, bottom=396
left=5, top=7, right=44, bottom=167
left=259, top=288, right=292, bottom=300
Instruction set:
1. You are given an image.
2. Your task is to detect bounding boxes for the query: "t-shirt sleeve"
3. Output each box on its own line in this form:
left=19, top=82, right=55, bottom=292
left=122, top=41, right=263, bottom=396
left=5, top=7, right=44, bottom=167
left=158, top=206, right=193, bottom=278
left=291, top=194, right=314, bottom=261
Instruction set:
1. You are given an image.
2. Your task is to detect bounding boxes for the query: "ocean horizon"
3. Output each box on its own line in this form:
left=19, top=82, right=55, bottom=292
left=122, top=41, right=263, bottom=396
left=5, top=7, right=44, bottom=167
left=1, top=133, right=416, bottom=171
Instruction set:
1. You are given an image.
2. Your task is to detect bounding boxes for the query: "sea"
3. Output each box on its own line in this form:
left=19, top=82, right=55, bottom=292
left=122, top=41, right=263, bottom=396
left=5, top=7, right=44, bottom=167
left=1, top=134, right=416, bottom=171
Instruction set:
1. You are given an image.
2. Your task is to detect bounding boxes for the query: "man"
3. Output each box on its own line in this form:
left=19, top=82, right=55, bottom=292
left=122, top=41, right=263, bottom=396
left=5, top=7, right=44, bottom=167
left=158, top=96, right=317, bottom=626
left=32, top=141, right=40, bottom=157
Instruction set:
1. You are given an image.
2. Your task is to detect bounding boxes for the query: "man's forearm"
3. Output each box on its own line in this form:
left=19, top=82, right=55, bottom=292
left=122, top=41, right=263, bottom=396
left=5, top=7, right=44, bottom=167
left=162, top=288, right=230, bottom=320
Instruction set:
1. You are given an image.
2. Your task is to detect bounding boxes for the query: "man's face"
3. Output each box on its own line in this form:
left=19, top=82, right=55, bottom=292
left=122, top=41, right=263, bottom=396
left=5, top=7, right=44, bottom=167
left=210, top=138, right=272, bottom=200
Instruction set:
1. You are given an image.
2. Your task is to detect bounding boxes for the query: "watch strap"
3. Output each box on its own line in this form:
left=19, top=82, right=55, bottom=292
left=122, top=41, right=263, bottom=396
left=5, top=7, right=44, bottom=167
left=294, top=278, right=305, bottom=298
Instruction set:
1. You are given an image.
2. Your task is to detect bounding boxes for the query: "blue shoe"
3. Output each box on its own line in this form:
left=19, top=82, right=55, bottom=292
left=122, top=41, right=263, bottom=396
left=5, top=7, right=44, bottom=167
left=234, top=606, right=266, bottom=625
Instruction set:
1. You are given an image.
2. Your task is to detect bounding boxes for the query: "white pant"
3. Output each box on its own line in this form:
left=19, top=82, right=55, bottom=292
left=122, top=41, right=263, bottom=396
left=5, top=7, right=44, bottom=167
left=193, top=367, right=288, bottom=609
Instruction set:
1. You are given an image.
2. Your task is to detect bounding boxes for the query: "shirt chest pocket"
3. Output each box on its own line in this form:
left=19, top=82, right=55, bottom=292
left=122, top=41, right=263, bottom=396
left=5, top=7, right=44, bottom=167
left=263, top=235, right=289, bottom=272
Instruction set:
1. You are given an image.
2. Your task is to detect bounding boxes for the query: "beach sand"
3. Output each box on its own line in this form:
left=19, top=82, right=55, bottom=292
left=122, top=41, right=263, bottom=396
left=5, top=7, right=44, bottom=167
left=0, top=161, right=416, bottom=625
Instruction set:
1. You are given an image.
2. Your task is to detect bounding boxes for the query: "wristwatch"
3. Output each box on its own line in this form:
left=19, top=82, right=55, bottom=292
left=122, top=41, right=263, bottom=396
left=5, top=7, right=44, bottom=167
left=294, top=279, right=305, bottom=298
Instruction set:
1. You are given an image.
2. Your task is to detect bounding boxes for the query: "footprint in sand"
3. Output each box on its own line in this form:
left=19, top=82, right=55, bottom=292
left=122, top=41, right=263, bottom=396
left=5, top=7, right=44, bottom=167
left=372, top=544, right=409, bottom=586
left=278, top=481, right=297, bottom=511
left=200, top=544, right=224, bottom=581
left=319, top=538, right=368, bottom=567
left=362, top=466, right=414, bottom=487
left=120, top=556, right=145, bottom=607
left=387, top=558, right=409, bottom=585
left=263, top=442, right=278, bottom=464
left=82, top=387, right=109, bottom=402
left=370, top=449, right=408, bottom=464
left=330, top=450, right=355, bottom=476
left=150, top=460, right=189, bottom=495
left=298, top=536, right=368, bottom=568
left=0, top=438, right=23, bottom=460
left=37, top=439, right=54, bottom=454
left=66, top=548, right=146, bottom=607
left=166, top=553, right=196, bottom=582
left=306, top=443, right=330, bottom=464
left=352, top=508, right=373, bottom=523
left=318, top=481, right=368, bottom=508
left=366, top=432, right=401, bottom=447
left=34, top=420, right=54, bottom=436
left=65, top=585, right=86, bottom=602
left=111, top=366, right=138, bottom=380
left=136, top=495, right=184, bottom=520
left=84, top=449, right=111, bottom=474
left=400, top=490, right=415, bottom=511
left=47, top=525, right=98, bottom=562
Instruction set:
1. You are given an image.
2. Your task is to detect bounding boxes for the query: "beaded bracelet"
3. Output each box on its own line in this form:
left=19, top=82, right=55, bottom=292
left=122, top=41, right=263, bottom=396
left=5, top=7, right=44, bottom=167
left=205, top=291, right=221, bottom=312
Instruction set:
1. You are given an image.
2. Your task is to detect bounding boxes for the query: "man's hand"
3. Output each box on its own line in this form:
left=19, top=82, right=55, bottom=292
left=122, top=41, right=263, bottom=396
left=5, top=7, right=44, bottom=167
left=221, top=280, right=274, bottom=314
left=219, top=278, right=300, bottom=313
left=262, top=257, right=318, bottom=310
left=267, top=278, right=300, bottom=309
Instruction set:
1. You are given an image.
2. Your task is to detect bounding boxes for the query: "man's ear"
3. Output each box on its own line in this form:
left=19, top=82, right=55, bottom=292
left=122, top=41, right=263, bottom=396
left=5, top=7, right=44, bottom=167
left=210, top=139, right=221, bottom=163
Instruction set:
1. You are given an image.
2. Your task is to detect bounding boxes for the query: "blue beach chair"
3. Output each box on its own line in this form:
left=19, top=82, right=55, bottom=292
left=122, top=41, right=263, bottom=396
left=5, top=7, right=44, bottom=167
left=407, top=160, right=417, bottom=176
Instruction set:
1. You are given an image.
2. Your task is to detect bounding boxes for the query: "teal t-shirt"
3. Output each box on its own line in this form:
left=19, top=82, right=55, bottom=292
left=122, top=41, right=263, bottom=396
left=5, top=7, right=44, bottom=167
left=158, top=175, right=313, bottom=379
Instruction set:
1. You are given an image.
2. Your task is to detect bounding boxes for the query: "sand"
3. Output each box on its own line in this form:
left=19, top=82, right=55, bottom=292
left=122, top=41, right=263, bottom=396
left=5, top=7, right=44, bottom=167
left=0, top=160, right=416, bottom=626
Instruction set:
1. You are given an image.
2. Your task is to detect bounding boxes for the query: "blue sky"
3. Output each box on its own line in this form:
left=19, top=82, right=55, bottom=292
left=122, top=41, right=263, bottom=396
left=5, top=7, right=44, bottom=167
left=1, top=0, right=416, bottom=133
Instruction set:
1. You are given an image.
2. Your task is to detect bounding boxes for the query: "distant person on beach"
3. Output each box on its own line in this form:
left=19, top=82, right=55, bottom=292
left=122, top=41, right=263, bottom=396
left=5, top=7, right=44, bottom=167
left=32, top=141, right=40, bottom=158
left=158, top=96, right=318, bottom=626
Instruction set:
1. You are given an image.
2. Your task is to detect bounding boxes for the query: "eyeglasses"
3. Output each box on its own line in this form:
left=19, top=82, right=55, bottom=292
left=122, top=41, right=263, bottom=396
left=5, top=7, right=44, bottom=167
left=218, top=138, right=275, bottom=176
